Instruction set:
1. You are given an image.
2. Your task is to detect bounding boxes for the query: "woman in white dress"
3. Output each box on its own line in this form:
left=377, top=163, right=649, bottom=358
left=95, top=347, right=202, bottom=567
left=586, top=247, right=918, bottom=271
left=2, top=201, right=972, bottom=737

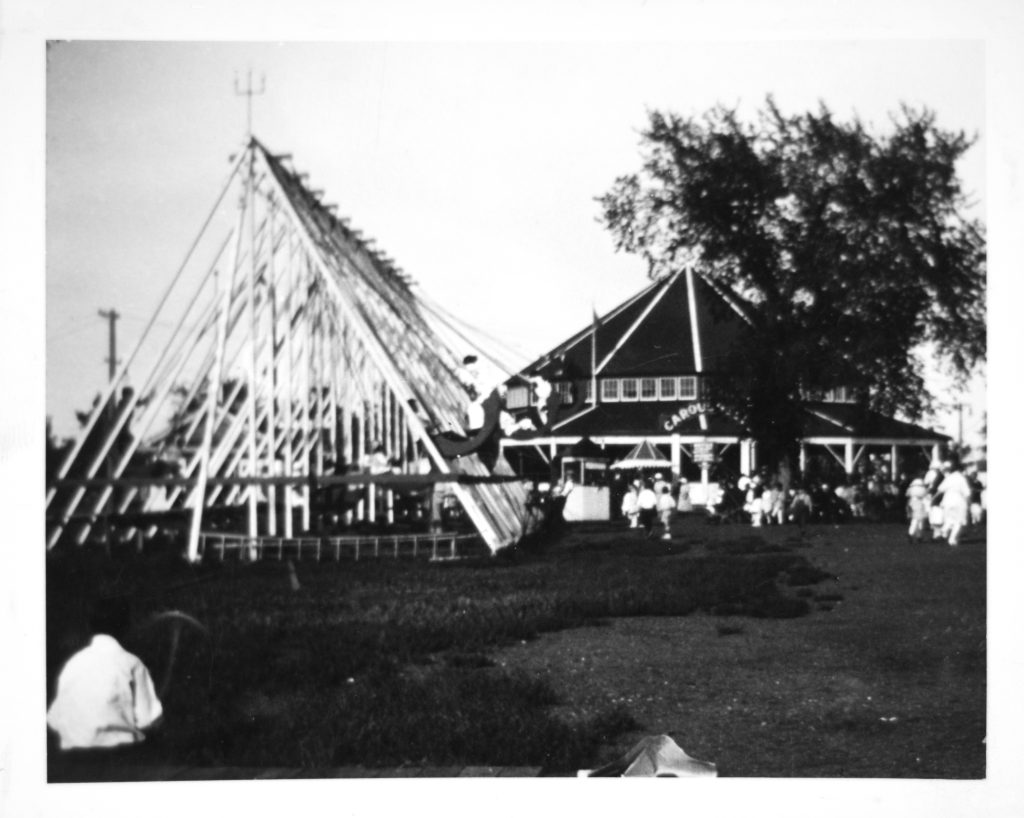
left=936, top=460, right=972, bottom=546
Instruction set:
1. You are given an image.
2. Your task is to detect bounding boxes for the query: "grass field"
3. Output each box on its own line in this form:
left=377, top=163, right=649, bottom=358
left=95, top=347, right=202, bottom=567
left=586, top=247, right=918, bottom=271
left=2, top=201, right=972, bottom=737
left=45, top=517, right=985, bottom=778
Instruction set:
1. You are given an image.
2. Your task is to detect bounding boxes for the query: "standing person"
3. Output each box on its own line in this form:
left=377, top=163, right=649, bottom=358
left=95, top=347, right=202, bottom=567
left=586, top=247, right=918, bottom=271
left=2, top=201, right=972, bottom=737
left=657, top=485, right=676, bottom=540
left=47, top=598, right=163, bottom=754
left=936, top=459, right=972, bottom=546
left=637, top=480, right=658, bottom=539
left=653, top=472, right=669, bottom=496
left=788, top=483, right=813, bottom=532
left=968, top=471, right=985, bottom=525
left=746, top=477, right=764, bottom=527
left=621, top=482, right=639, bottom=528
left=928, top=495, right=946, bottom=540
left=905, top=477, right=930, bottom=543
left=770, top=482, right=786, bottom=525
left=675, top=478, right=693, bottom=515
left=760, top=484, right=778, bottom=526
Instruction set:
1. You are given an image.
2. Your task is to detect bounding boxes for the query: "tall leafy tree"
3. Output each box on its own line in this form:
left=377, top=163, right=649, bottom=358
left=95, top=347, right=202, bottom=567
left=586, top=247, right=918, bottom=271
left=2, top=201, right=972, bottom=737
left=598, top=99, right=985, bottom=471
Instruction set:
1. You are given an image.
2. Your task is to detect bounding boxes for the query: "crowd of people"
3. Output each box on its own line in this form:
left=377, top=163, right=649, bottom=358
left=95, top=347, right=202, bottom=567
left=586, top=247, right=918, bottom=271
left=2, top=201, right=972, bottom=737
left=619, top=473, right=694, bottom=540
left=615, top=459, right=986, bottom=545
left=903, top=459, right=983, bottom=546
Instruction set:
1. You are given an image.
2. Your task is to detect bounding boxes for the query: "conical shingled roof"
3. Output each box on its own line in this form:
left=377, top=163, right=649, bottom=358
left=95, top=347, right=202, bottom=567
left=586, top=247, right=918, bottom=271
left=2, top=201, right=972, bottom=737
left=525, top=269, right=751, bottom=380
left=611, top=439, right=673, bottom=469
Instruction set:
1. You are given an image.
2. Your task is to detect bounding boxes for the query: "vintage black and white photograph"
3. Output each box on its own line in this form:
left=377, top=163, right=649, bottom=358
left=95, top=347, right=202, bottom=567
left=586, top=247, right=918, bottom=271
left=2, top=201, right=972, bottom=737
left=4, top=1, right=1023, bottom=816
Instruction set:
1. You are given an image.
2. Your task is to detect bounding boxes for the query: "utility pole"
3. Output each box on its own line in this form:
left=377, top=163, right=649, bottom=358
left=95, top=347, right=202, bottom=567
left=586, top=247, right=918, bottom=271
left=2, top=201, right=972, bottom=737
left=98, top=308, right=120, bottom=381
left=234, top=69, right=265, bottom=139
left=98, top=308, right=120, bottom=548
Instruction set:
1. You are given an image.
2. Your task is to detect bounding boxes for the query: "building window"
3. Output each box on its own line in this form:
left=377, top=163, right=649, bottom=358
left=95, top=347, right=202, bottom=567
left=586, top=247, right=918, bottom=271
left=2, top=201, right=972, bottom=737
left=585, top=380, right=594, bottom=402
left=555, top=382, right=574, bottom=404
left=506, top=386, right=529, bottom=409
left=601, top=379, right=620, bottom=402
left=678, top=376, right=697, bottom=400
left=658, top=377, right=677, bottom=400
left=640, top=378, right=658, bottom=401
left=823, top=386, right=853, bottom=403
left=620, top=378, right=639, bottom=401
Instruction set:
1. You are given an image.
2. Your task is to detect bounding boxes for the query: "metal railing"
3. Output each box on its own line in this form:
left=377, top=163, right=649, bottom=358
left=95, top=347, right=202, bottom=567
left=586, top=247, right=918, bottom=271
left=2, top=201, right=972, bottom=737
left=196, top=531, right=483, bottom=562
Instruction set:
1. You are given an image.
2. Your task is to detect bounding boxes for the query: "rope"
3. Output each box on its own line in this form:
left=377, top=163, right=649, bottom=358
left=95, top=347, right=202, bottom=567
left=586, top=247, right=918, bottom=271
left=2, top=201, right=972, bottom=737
left=415, top=291, right=536, bottom=379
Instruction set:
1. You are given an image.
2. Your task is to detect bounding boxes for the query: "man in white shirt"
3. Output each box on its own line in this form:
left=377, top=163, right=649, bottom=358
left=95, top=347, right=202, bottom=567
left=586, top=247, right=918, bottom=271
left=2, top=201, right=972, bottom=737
left=637, top=481, right=659, bottom=538
left=47, top=600, right=163, bottom=752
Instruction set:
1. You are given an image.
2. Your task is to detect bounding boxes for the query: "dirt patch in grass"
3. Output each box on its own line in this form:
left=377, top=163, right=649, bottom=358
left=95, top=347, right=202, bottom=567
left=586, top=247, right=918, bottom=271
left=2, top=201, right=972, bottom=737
left=46, top=522, right=827, bottom=776
left=45, top=518, right=984, bottom=778
left=492, top=520, right=986, bottom=777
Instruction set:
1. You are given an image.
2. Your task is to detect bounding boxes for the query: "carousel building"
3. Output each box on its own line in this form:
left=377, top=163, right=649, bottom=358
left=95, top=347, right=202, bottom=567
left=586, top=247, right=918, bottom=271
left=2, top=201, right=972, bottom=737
left=500, top=268, right=948, bottom=515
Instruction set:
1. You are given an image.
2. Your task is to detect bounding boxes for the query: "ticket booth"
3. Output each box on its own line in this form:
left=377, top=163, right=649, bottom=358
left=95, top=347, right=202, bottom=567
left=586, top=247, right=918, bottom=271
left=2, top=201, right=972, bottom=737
left=560, top=438, right=611, bottom=522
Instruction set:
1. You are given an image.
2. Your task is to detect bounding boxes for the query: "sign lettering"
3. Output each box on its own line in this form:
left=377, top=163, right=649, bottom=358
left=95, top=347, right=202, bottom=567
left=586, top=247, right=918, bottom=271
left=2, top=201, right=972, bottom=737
left=659, top=401, right=744, bottom=432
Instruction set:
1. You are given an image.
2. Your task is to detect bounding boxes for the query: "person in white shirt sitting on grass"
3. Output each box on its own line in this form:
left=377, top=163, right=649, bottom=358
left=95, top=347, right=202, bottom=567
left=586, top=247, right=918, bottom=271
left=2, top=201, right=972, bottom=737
left=47, top=597, right=163, bottom=753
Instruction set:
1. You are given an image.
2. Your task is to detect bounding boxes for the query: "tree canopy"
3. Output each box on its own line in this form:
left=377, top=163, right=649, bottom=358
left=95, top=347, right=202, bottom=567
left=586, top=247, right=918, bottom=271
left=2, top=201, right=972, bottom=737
left=598, top=99, right=985, bottom=470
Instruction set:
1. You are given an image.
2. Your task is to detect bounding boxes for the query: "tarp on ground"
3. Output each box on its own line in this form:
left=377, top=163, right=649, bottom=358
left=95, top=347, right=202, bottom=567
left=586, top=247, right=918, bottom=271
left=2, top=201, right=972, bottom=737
left=584, top=735, right=717, bottom=777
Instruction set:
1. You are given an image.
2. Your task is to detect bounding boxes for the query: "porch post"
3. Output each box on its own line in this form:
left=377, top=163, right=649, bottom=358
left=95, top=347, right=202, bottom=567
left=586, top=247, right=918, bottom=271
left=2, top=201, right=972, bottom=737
left=740, top=439, right=752, bottom=477
left=671, top=433, right=681, bottom=478
left=891, top=445, right=899, bottom=481
left=799, top=442, right=807, bottom=476
left=844, top=441, right=854, bottom=476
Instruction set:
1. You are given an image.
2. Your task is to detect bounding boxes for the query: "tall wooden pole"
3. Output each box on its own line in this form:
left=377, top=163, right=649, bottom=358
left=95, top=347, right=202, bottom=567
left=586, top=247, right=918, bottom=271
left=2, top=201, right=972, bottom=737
left=245, top=145, right=260, bottom=542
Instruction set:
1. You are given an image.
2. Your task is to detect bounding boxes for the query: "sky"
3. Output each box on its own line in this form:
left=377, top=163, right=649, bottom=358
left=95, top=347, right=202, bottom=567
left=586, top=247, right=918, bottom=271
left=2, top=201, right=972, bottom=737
left=42, top=38, right=989, bottom=441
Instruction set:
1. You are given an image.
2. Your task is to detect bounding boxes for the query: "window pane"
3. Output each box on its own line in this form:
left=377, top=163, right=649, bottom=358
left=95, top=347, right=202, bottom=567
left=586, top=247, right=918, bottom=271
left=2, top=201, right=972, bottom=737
left=621, top=378, right=639, bottom=401
left=640, top=378, right=657, bottom=400
left=678, top=376, right=697, bottom=400
left=555, top=382, right=573, bottom=404
left=659, top=377, right=677, bottom=400
left=601, top=379, right=619, bottom=401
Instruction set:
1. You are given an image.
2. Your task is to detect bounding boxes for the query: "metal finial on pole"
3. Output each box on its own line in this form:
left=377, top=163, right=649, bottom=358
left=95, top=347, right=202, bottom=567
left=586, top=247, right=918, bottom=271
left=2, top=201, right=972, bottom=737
left=234, top=69, right=266, bottom=139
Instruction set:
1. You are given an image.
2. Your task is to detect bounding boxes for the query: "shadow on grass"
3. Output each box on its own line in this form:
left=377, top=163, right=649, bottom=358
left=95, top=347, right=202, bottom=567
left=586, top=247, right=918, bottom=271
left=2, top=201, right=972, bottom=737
left=46, top=534, right=830, bottom=772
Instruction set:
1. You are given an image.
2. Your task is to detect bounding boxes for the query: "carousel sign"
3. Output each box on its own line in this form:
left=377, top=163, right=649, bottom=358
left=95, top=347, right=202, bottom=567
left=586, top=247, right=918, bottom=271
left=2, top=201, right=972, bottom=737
left=659, top=401, right=744, bottom=432
left=660, top=402, right=713, bottom=431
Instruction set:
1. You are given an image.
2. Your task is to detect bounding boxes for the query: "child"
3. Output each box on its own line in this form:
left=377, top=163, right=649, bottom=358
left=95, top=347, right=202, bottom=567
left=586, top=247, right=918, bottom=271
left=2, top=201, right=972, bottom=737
left=657, top=486, right=676, bottom=540
left=747, top=484, right=763, bottom=527
left=928, top=497, right=945, bottom=540
left=637, top=481, right=658, bottom=538
left=788, top=484, right=812, bottom=532
left=905, top=477, right=929, bottom=542
left=675, top=478, right=693, bottom=514
left=621, top=484, right=639, bottom=528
